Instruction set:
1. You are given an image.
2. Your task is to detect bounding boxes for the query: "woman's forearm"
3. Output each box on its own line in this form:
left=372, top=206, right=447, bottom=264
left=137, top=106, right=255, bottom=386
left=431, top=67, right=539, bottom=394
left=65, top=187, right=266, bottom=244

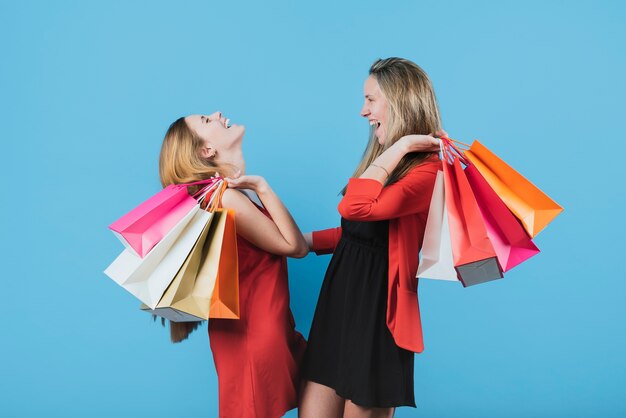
left=359, top=141, right=408, bottom=183
left=256, top=184, right=308, bottom=258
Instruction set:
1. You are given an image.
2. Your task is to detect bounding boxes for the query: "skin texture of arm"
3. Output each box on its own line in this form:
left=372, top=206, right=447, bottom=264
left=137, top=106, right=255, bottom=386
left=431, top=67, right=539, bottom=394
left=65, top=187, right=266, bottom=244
left=359, top=134, right=440, bottom=184
left=222, top=177, right=308, bottom=258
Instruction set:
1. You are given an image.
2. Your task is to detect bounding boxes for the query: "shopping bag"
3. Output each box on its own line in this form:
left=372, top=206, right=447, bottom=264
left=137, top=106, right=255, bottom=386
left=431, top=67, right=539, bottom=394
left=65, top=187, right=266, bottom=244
left=140, top=210, right=216, bottom=322
left=104, top=204, right=207, bottom=309
left=109, top=178, right=220, bottom=258
left=464, top=140, right=563, bottom=238
left=142, top=209, right=239, bottom=320
left=416, top=170, right=459, bottom=282
left=465, top=164, right=540, bottom=272
left=141, top=181, right=239, bottom=320
left=443, top=150, right=503, bottom=287
left=208, top=208, right=239, bottom=319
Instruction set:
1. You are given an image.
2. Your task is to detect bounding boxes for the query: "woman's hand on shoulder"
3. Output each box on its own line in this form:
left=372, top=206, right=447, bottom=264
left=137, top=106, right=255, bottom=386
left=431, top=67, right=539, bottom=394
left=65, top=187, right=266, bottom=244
left=397, top=129, right=448, bottom=154
left=220, top=178, right=308, bottom=258
left=225, top=171, right=269, bottom=194
left=397, top=134, right=440, bottom=154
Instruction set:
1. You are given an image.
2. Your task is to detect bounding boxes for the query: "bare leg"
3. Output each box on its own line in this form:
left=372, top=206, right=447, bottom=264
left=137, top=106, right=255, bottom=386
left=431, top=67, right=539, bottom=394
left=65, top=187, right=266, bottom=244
left=299, top=380, right=345, bottom=418
left=343, top=399, right=394, bottom=418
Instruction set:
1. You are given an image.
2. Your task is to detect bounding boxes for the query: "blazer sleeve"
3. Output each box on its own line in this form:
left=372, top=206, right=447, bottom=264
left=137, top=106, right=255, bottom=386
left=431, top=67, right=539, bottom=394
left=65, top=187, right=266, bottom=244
left=312, top=227, right=342, bottom=255
left=338, top=163, right=439, bottom=222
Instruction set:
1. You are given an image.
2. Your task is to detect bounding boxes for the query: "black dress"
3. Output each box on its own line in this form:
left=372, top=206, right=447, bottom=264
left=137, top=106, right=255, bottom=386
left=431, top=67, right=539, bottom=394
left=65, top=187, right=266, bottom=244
left=303, top=217, right=416, bottom=408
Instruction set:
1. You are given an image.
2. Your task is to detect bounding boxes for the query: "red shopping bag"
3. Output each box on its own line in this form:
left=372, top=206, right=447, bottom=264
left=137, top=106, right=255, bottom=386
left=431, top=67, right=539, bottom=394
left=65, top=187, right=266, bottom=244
left=442, top=141, right=503, bottom=286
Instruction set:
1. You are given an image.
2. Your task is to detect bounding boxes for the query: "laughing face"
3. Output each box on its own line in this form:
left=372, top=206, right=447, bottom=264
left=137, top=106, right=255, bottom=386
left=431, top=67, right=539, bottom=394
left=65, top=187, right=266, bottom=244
left=360, top=76, right=389, bottom=145
left=185, top=111, right=245, bottom=158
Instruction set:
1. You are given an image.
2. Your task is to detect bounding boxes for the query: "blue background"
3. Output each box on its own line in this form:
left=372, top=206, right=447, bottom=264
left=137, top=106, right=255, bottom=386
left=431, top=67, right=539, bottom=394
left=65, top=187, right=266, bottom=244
left=1, top=1, right=624, bottom=417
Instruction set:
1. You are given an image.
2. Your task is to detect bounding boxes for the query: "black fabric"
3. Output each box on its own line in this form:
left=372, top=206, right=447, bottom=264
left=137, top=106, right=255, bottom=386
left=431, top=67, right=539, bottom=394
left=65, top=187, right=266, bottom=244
left=303, top=218, right=416, bottom=408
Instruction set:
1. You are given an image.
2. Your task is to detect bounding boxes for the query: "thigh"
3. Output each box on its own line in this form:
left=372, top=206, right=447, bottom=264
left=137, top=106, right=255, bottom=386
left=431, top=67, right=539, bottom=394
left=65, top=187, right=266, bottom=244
left=299, top=380, right=344, bottom=418
left=343, top=400, right=394, bottom=418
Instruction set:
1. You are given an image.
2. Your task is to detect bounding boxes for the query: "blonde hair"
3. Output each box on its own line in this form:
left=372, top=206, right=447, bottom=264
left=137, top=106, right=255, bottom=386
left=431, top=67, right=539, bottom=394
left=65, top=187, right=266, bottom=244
left=347, top=57, right=442, bottom=189
left=156, top=116, right=236, bottom=342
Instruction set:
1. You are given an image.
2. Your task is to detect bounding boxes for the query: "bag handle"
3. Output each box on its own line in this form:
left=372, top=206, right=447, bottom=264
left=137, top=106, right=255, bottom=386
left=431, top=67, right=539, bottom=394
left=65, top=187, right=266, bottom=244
left=440, top=137, right=470, bottom=165
left=191, top=177, right=222, bottom=198
left=206, top=180, right=228, bottom=212
left=196, top=180, right=222, bottom=204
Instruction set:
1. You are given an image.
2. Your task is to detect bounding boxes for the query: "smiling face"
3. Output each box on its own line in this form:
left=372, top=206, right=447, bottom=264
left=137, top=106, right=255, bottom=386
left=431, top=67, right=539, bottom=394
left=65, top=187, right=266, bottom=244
left=185, top=111, right=245, bottom=157
left=360, top=76, right=389, bottom=145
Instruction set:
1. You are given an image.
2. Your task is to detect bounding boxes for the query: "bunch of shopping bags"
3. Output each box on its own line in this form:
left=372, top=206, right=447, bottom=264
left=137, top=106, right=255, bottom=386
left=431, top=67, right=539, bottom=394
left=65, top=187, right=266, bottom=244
left=417, top=138, right=563, bottom=286
left=104, top=177, right=240, bottom=321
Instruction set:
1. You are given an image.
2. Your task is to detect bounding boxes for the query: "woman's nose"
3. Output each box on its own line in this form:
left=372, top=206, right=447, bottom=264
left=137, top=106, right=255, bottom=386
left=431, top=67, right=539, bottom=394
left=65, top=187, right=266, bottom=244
left=360, top=105, right=369, bottom=117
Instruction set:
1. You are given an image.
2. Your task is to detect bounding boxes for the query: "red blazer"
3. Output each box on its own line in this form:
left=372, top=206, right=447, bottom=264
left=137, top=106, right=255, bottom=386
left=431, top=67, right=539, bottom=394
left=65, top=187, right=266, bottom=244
left=312, top=155, right=441, bottom=353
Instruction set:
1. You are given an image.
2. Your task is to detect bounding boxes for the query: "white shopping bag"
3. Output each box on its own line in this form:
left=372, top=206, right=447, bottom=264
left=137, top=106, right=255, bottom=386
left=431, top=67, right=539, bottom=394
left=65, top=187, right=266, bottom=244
left=416, top=171, right=459, bottom=282
left=104, top=205, right=210, bottom=309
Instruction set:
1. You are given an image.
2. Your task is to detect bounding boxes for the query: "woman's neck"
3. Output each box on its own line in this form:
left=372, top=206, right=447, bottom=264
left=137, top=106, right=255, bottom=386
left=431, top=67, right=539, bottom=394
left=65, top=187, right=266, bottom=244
left=219, top=148, right=246, bottom=176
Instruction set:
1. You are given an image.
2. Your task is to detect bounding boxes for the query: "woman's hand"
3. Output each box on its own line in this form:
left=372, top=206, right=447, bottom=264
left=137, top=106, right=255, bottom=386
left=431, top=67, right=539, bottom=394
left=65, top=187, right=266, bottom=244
left=222, top=172, right=308, bottom=258
left=397, top=129, right=448, bottom=154
left=303, top=232, right=314, bottom=252
left=225, top=172, right=269, bottom=194
left=397, top=134, right=441, bottom=154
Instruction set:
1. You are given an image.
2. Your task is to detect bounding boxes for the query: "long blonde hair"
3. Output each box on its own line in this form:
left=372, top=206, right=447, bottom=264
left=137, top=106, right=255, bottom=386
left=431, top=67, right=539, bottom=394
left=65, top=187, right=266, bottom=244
left=156, top=116, right=235, bottom=342
left=347, top=58, right=442, bottom=190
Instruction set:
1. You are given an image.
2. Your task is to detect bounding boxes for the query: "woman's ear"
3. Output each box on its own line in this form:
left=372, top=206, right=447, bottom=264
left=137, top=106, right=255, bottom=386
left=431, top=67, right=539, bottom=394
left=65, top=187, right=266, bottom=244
left=200, top=147, right=217, bottom=159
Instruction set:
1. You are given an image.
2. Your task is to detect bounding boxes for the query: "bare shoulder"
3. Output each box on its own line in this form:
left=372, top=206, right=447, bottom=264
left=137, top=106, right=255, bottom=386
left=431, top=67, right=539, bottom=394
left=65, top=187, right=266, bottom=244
left=220, top=188, right=253, bottom=210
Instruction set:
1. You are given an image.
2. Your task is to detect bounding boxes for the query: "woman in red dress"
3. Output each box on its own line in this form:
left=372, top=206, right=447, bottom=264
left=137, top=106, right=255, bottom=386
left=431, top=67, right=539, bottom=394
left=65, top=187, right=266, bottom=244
left=159, top=112, right=307, bottom=418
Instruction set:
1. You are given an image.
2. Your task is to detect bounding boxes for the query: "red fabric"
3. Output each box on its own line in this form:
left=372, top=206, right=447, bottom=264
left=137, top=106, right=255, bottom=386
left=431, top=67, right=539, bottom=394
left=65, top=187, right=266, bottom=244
left=209, top=206, right=306, bottom=418
left=312, top=156, right=441, bottom=353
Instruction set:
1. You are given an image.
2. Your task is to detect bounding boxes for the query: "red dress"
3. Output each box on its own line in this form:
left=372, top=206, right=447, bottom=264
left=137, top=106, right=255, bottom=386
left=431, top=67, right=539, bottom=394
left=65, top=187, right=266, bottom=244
left=208, top=204, right=307, bottom=418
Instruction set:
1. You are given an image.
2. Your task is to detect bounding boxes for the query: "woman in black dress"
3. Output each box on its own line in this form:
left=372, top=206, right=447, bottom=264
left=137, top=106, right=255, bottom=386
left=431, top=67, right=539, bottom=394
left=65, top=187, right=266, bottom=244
left=300, top=58, right=446, bottom=418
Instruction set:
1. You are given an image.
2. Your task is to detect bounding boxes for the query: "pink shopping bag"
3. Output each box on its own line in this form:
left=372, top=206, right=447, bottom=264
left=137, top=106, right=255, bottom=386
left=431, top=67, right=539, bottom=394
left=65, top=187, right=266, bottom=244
left=109, top=178, right=220, bottom=258
left=465, top=164, right=540, bottom=272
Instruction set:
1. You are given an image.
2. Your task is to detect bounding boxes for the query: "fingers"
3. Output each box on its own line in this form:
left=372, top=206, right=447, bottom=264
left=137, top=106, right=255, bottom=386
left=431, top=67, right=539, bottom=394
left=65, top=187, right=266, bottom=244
left=431, top=129, right=449, bottom=139
left=225, top=177, right=242, bottom=188
left=225, top=171, right=247, bottom=188
left=422, top=135, right=439, bottom=147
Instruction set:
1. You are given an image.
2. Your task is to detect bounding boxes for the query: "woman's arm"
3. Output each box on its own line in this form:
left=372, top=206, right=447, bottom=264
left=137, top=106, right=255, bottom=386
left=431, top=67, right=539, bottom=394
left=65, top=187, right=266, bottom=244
left=304, top=227, right=342, bottom=255
left=338, top=167, right=439, bottom=221
left=360, top=134, right=441, bottom=183
left=338, top=133, right=443, bottom=222
left=222, top=175, right=308, bottom=258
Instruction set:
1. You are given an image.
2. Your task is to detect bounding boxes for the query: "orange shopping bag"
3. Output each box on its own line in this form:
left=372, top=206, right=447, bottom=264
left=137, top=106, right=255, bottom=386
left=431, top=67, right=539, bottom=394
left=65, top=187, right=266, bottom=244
left=208, top=207, right=239, bottom=319
left=464, top=141, right=563, bottom=238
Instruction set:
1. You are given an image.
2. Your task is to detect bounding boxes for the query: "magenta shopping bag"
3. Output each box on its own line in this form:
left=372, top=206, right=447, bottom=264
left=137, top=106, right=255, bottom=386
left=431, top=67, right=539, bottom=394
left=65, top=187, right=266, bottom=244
left=109, top=178, right=220, bottom=258
left=465, top=165, right=540, bottom=272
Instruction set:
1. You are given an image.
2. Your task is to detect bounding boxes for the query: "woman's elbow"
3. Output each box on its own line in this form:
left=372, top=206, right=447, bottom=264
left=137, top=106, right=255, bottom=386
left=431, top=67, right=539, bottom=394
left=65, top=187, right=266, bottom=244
left=289, top=241, right=310, bottom=259
left=338, top=203, right=370, bottom=221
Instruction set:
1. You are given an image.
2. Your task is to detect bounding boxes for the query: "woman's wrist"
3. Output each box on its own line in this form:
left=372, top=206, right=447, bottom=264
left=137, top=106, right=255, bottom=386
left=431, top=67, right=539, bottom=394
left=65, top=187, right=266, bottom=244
left=254, top=178, right=271, bottom=195
left=400, top=136, right=416, bottom=154
left=369, top=163, right=389, bottom=178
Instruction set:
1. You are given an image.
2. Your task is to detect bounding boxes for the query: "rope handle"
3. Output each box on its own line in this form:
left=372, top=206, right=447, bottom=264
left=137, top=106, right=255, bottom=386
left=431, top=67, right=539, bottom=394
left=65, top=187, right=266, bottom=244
left=440, top=137, right=470, bottom=165
left=191, top=177, right=223, bottom=198
left=206, top=180, right=228, bottom=212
